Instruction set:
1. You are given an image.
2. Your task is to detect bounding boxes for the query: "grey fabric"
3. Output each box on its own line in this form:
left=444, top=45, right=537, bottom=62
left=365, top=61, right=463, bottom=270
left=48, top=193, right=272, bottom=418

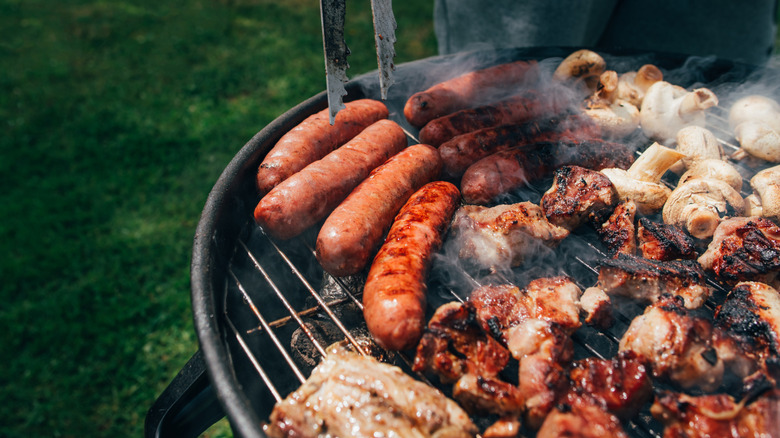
left=434, top=0, right=778, bottom=65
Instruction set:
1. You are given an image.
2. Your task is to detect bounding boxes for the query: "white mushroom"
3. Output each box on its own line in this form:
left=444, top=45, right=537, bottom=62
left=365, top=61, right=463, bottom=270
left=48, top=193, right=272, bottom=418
left=617, top=64, right=664, bottom=107
left=553, top=49, right=606, bottom=94
left=640, top=81, right=719, bottom=142
left=601, top=142, right=684, bottom=215
left=662, top=178, right=745, bottom=239
left=675, top=126, right=724, bottom=169
left=678, top=158, right=744, bottom=192
left=750, top=165, right=780, bottom=224
left=744, top=194, right=764, bottom=217
left=728, top=95, right=780, bottom=130
left=583, top=71, right=640, bottom=138
left=733, top=121, right=780, bottom=162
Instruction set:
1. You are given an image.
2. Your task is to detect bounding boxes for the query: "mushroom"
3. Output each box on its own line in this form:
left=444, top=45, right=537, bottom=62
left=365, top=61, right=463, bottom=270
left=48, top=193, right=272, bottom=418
left=640, top=81, right=719, bottom=142
left=744, top=194, right=764, bottom=218
left=617, top=64, right=664, bottom=107
left=675, top=126, right=724, bottom=169
left=733, top=121, right=780, bottom=162
left=750, top=165, right=780, bottom=224
left=662, top=178, right=745, bottom=240
left=728, top=95, right=780, bottom=130
left=583, top=70, right=640, bottom=138
left=600, top=142, right=685, bottom=215
left=553, top=49, right=606, bottom=94
left=678, top=158, right=744, bottom=192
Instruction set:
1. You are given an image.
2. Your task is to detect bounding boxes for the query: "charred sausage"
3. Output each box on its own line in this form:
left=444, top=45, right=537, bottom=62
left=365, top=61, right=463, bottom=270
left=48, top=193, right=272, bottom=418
left=439, top=114, right=601, bottom=179
left=363, top=181, right=461, bottom=351
left=316, top=144, right=442, bottom=277
left=256, top=99, right=389, bottom=195
left=403, top=60, right=540, bottom=128
left=418, top=90, right=573, bottom=147
left=254, top=119, right=407, bottom=240
left=461, top=139, right=634, bottom=205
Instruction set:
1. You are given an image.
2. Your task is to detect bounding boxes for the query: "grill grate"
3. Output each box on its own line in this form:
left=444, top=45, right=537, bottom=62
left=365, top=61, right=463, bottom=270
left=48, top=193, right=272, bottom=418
left=218, top=105, right=770, bottom=437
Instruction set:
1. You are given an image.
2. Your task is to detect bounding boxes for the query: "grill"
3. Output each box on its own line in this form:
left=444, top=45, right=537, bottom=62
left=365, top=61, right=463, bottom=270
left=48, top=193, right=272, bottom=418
left=146, top=47, right=780, bottom=438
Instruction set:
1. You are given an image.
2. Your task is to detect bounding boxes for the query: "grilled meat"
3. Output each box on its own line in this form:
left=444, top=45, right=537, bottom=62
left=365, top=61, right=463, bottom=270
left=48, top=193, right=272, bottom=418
left=537, top=396, right=628, bottom=438
left=651, top=389, right=780, bottom=438
left=541, top=165, right=619, bottom=231
left=698, top=217, right=780, bottom=285
left=619, top=294, right=724, bottom=392
left=594, top=253, right=712, bottom=309
left=637, top=217, right=698, bottom=261
left=452, top=373, right=525, bottom=416
left=713, top=282, right=780, bottom=389
left=598, top=200, right=637, bottom=258
left=452, top=202, right=570, bottom=269
left=267, top=344, right=478, bottom=438
left=580, top=286, right=614, bottom=328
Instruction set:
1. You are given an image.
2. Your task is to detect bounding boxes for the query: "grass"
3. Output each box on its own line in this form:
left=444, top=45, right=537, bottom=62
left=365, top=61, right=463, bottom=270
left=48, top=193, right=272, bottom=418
left=0, top=0, right=435, bottom=436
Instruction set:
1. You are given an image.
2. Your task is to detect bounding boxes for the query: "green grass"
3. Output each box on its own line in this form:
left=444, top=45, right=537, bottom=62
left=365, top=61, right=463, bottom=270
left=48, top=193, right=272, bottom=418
left=0, top=0, right=435, bottom=436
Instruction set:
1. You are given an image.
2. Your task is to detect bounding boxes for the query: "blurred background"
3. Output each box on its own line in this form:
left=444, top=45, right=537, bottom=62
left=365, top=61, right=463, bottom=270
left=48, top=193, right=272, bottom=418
left=0, top=1, right=777, bottom=437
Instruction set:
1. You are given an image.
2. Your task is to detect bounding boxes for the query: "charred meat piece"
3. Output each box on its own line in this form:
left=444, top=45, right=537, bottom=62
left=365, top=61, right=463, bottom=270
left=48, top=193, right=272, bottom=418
left=537, top=395, right=628, bottom=438
left=713, top=282, right=780, bottom=389
left=595, top=253, right=712, bottom=309
left=619, top=294, right=724, bottom=392
left=541, top=165, right=619, bottom=231
left=412, top=301, right=510, bottom=383
left=580, top=286, right=614, bottom=328
left=651, top=389, right=780, bottom=438
left=267, top=344, right=478, bottom=438
left=452, top=202, right=570, bottom=269
left=637, top=217, right=697, bottom=261
left=698, top=217, right=780, bottom=285
left=598, top=199, right=637, bottom=258
left=452, top=373, right=525, bottom=416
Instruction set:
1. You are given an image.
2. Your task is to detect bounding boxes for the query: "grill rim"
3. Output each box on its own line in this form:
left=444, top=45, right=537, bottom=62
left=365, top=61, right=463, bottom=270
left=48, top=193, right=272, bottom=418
left=183, top=46, right=763, bottom=438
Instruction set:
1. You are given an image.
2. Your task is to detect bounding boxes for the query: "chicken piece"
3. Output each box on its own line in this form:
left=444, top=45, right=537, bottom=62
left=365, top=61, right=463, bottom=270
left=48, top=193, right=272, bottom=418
left=698, top=217, right=780, bottom=285
left=617, top=64, right=663, bottom=107
left=452, top=373, right=525, bottom=416
left=651, top=389, right=780, bottom=438
left=412, top=301, right=510, bottom=383
left=482, top=417, right=522, bottom=438
left=663, top=178, right=745, bottom=240
left=583, top=70, right=641, bottom=138
left=619, top=294, right=724, bottom=392
left=640, top=81, right=718, bottom=142
left=713, top=282, right=780, bottom=387
left=541, top=165, right=619, bottom=231
left=600, top=142, right=684, bottom=215
left=751, top=165, right=780, bottom=224
left=580, top=286, right=614, bottom=328
left=267, top=344, right=478, bottom=438
left=595, top=253, right=712, bottom=309
left=637, top=217, right=697, bottom=261
left=679, top=158, right=743, bottom=192
left=452, top=202, right=570, bottom=269
left=469, top=278, right=583, bottom=339
left=506, top=318, right=574, bottom=429
left=536, top=395, right=628, bottom=438
left=598, top=199, right=637, bottom=258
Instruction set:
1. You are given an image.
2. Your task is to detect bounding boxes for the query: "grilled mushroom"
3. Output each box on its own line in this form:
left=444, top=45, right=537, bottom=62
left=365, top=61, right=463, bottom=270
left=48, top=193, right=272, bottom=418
left=553, top=49, right=606, bottom=94
left=729, top=95, right=780, bottom=163
left=678, top=158, right=743, bottom=192
left=674, top=126, right=724, bottom=170
left=640, top=81, right=718, bottom=142
left=750, top=165, right=780, bottom=224
left=617, top=64, right=664, bottom=107
left=662, top=178, right=745, bottom=240
left=583, top=71, right=640, bottom=139
left=728, top=95, right=780, bottom=129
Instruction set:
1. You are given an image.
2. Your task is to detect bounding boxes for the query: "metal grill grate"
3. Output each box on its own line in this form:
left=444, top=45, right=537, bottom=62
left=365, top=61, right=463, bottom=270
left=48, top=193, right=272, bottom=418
left=216, top=101, right=771, bottom=437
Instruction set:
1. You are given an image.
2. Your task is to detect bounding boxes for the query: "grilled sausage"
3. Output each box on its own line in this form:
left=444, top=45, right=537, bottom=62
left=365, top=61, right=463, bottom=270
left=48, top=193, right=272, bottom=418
left=256, top=99, right=389, bottom=195
left=461, top=139, right=634, bottom=205
left=418, top=90, right=573, bottom=147
left=439, top=114, right=601, bottom=179
left=254, top=119, right=407, bottom=240
left=403, top=60, right=540, bottom=128
left=316, top=144, right=442, bottom=277
left=363, top=181, right=461, bottom=351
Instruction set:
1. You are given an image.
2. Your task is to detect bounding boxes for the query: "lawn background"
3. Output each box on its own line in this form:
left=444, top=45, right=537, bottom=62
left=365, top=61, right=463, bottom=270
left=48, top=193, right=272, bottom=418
left=1, top=1, right=778, bottom=437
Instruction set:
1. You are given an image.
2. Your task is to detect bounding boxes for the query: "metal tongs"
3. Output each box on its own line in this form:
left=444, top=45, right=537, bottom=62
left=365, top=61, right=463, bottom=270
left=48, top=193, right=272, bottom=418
left=319, top=0, right=397, bottom=124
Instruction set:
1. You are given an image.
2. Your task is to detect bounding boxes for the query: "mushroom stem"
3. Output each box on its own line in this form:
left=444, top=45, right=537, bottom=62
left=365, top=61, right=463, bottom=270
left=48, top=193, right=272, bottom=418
left=679, top=88, right=718, bottom=119
left=634, top=64, right=663, bottom=90
left=627, top=142, right=685, bottom=183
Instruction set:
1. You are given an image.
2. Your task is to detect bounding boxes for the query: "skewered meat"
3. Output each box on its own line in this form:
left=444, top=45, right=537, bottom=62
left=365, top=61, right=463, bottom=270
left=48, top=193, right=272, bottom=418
left=594, top=253, right=712, bottom=309
left=598, top=200, right=637, bottom=258
left=452, top=202, right=570, bottom=269
left=266, top=343, right=478, bottom=438
left=619, top=294, right=724, bottom=392
left=698, top=217, right=780, bottom=285
left=713, top=282, right=780, bottom=388
left=452, top=373, right=525, bottom=416
left=461, top=139, right=634, bottom=205
left=537, top=396, right=628, bottom=438
left=662, top=178, right=745, bottom=240
left=541, top=165, right=619, bottom=231
left=637, top=217, right=697, bottom=261
left=651, top=389, right=780, bottom=438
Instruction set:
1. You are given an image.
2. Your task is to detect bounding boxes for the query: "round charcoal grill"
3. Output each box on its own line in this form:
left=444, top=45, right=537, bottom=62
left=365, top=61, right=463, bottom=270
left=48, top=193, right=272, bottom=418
left=145, top=47, right=778, bottom=438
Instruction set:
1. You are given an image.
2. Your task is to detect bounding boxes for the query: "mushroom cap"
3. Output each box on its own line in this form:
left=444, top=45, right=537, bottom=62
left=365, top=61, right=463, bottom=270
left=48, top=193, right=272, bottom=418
left=640, top=81, right=709, bottom=142
left=662, top=178, right=745, bottom=239
left=584, top=100, right=640, bottom=139
left=728, top=95, right=780, bottom=130
left=600, top=167, right=671, bottom=215
left=675, top=126, right=724, bottom=169
left=553, top=49, right=606, bottom=93
left=678, top=158, right=743, bottom=192
left=750, top=165, right=780, bottom=223
left=734, top=121, right=780, bottom=162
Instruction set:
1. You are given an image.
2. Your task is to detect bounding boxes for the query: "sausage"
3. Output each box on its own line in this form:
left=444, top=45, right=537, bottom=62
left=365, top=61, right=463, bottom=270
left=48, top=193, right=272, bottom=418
left=315, top=144, right=442, bottom=277
left=256, top=99, right=389, bottom=195
left=460, top=139, right=634, bottom=205
left=403, top=60, right=540, bottom=128
left=363, top=181, right=461, bottom=351
left=418, top=90, right=573, bottom=147
left=439, top=114, right=601, bottom=179
left=254, top=119, right=407, bottom=240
